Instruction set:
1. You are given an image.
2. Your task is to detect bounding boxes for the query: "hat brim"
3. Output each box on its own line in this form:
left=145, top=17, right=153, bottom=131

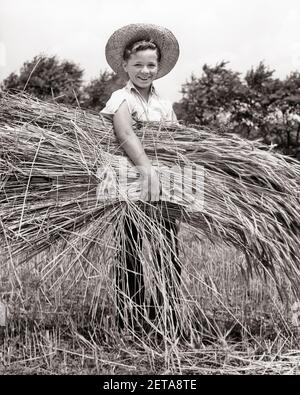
left=105, top=23, right=179, bottom=80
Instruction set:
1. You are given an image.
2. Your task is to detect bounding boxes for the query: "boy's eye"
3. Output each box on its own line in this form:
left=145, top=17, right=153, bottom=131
left=133, top=63, right=157, bottom=67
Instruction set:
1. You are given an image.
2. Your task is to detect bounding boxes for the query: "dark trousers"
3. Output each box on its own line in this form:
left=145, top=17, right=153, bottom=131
left=116, top=208, right=181, bottom=330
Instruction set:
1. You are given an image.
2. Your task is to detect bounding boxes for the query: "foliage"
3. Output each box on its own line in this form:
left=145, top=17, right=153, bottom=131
left=1, top=55, right=84, bottom=106
left=175, top=62, right=300, bottom=159
left=80, top=70, right=125, bottom=112
left=176, top=61, right=247, bottom=125
left=0, top=55, right=125, bottom=111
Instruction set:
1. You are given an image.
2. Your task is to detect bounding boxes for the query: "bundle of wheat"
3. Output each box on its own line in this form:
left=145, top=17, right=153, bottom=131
left=0, top=93, right=300, bottom=337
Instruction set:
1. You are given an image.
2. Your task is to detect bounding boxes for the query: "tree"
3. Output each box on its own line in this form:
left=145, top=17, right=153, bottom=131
left=0, top=54, right=126, bottom=111
left=1, top=55, right=84, bottom=105
left=245, top=61, right=276, bottom=93
left=244, top=66, right=300, bottom=157
left=80, top=71, right=125, bottom=112
left=175, top=61, right=300, bottom=159
left=175, top=62, right=247, bottom=125
left=228, top=62, right=280, bottom=139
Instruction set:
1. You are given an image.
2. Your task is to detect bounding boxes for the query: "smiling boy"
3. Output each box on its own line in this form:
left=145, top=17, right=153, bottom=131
left=100, top=24, right=181, bottom=332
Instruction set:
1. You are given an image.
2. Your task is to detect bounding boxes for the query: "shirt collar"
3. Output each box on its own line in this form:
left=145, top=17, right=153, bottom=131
left=125, top=80, right=157, bottom=97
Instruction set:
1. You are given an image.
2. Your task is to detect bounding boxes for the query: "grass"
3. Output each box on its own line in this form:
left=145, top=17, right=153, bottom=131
left=1, top=232, right=300, bottom=375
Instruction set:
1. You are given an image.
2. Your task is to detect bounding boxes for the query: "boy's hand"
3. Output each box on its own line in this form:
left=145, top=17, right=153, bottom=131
left=139, top=166, right=160, bottom=202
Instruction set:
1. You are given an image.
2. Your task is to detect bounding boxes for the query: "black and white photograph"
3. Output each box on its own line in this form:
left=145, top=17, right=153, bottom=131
left=0, top=0, right=300, bottom=379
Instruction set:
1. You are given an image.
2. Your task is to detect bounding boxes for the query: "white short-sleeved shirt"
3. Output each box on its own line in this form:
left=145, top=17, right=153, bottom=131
left=97, top=80, right=183, bottom=206
left=100, top=80, right=177, bottom=123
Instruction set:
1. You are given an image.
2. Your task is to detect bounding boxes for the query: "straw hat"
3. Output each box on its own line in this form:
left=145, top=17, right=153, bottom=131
left=105, top=23, right=179, bottom=80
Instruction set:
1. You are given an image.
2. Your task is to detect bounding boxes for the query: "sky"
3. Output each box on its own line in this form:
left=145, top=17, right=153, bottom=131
left=1, top=0, right=300, bottom=102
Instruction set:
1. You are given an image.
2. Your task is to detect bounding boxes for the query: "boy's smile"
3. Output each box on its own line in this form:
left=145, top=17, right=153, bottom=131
left=123, top=49, right=159, bottom=97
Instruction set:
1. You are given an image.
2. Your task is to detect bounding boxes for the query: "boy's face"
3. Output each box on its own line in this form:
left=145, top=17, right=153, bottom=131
left=122, top=49, right=159, bottom=90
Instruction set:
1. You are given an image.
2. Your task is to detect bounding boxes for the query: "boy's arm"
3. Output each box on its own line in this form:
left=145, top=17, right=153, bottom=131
left=113, top=101, right=160, bottom=202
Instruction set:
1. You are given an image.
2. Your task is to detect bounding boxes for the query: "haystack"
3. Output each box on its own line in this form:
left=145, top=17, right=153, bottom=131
left=0, top=93, right=299, bottom=333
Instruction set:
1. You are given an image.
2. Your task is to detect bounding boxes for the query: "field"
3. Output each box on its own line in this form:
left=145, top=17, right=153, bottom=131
left=1, top=229, right=300, bottom=376
left=1, top=94, right=299, bottom=376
